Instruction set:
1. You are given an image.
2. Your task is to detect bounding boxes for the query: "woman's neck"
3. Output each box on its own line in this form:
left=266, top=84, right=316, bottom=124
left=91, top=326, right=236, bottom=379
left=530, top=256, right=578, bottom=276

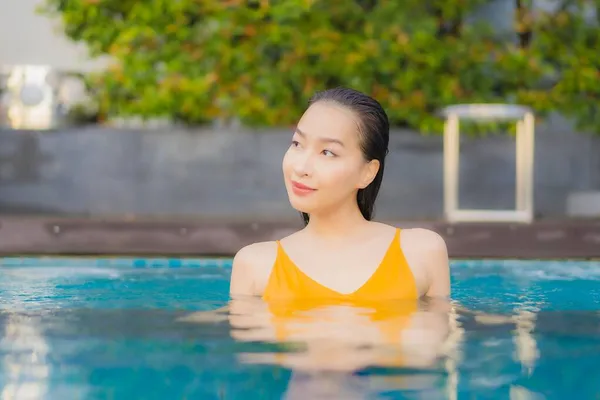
left=304, top=201, right=369, bottom=240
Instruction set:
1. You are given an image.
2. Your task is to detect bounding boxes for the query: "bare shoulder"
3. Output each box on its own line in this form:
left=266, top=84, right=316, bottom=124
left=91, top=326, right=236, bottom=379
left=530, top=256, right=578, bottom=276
left=234, top=241, right=278, bottom=264
left=401, top=228, right=451, bottom=297
left=230, top=241, right=278, bottom=297
left=403, top=228, right=448, bottom=250
left=402, top=227, right=449, bottom=265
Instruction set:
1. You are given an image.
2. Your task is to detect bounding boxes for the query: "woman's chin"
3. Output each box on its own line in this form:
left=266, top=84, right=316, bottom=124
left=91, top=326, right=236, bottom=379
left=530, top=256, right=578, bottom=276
left=288, top=197, right=315, bottom=214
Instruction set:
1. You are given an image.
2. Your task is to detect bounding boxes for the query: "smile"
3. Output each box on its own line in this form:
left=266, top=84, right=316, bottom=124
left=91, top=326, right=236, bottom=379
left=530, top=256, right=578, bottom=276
left=291, top=180, right=316, bottom=196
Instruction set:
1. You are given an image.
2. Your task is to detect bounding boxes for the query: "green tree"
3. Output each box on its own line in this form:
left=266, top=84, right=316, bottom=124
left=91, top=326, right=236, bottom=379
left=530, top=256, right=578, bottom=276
left=38, top=0, right=600, bottom=134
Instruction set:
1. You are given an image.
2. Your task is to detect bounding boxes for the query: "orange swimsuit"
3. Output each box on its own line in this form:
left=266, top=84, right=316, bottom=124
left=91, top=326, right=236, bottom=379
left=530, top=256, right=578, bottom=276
left=262, top=228, right=419, bottom=302
left=257, top=228, right=422, bottom=369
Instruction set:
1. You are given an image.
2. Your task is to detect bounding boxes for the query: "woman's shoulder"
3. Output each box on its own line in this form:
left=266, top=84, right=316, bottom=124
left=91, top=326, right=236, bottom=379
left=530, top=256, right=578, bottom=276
left=400, top=227, right=447, bottom=249
left=234, top=240, right=279, bottom=265
left=232, top=228, right=304, bottom=272
left=229, top=240, right=279, bottom=296
left=398, top=226, right=449, bottom=267
left=372, top=222, right=447, bottom=249
left=398, top=226, right=450, bottom=297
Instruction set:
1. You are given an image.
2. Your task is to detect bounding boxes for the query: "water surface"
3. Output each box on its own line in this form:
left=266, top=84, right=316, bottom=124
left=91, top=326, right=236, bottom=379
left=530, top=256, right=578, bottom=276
left=1, top=258, right=599, bottom=399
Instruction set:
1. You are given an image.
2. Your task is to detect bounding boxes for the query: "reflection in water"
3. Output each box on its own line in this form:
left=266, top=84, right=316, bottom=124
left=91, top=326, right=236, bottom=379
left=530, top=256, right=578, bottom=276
left=513, top=309, right=539, bottom=375
left=1, top=313, right=50, bottom=400
left=444, top=307, right=463, bottom=400
left=4, top=301, right=600, bottom=398
left=183, top=296, right=466, bottom=398
left=473, top=306, right=540, bottom=376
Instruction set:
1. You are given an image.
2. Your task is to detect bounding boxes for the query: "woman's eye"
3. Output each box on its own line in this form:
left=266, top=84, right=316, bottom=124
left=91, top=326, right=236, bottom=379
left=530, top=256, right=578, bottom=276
left=291, top=140, right=300, bottom=147
left=322, top=149, right=336, bottom=157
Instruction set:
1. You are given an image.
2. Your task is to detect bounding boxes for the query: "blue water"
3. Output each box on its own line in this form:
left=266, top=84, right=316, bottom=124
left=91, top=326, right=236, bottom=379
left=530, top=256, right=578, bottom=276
left=1, top=257, right=599, bottom=399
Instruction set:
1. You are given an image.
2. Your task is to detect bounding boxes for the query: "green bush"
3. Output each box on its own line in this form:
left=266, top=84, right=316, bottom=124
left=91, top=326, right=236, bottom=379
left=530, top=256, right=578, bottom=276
left=39, top=0, right=600, bottom=134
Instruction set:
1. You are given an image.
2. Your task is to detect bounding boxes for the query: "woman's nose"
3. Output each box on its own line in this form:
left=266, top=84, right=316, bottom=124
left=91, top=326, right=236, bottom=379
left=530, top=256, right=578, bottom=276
left=292, top=152, right=314, bottom=177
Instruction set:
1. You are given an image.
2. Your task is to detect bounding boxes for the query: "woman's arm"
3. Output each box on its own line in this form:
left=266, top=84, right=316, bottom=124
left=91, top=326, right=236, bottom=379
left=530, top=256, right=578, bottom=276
left=423, top=230, right=451, bottom=298
left=229, top=241, right=277, bottom=297
left=229, top=244, right=259, bottom=296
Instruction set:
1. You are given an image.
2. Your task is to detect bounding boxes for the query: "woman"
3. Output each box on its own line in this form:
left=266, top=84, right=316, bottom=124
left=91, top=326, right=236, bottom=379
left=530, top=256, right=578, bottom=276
left=230, top=87, right=450, bottom=301
left=183, top=89, right=456, bottom=385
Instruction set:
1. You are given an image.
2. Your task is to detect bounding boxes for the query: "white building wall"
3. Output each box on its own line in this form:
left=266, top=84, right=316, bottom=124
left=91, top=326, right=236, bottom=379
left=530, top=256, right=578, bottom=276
left=0, top=0, right=107, bottom=71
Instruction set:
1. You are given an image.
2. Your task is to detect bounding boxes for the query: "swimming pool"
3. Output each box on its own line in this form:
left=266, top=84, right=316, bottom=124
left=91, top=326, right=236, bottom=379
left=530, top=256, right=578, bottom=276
left=1, top=257, right=599, bottom=399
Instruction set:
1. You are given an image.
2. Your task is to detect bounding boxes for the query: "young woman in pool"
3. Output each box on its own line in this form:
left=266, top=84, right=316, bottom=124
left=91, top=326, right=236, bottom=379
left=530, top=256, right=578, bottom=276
left=229, top=87, right=450, bottom=301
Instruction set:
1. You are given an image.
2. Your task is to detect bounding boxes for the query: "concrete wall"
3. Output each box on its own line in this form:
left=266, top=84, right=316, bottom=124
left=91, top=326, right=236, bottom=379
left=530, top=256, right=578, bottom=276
left=0, top=115, right=598, bottom=221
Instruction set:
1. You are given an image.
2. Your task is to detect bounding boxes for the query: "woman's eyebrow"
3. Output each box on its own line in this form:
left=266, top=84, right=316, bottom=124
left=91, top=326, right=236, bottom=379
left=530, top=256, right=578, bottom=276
left=294, top=127, right=345, bottom=147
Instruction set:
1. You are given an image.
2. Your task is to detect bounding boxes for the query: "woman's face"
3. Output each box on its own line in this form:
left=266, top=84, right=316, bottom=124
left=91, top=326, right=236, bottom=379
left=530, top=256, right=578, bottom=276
left=282, top=102, right=379, bottom=217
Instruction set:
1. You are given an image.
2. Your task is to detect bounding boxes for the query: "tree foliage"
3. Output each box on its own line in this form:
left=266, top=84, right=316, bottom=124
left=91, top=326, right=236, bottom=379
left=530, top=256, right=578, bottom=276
left=39, top=0, right=600, bottom=134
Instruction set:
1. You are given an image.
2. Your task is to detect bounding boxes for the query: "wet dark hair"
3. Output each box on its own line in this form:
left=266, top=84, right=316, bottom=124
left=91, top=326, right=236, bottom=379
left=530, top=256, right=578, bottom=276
left=301, top=87, right=390, bottom=225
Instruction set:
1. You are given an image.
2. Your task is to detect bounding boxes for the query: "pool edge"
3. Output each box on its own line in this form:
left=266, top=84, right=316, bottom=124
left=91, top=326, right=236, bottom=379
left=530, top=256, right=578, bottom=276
left=0, top=216, right=598, bottom=259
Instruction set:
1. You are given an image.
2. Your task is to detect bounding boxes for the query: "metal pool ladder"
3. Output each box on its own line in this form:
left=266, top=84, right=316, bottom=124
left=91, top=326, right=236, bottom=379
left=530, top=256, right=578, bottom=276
left=441, top=104, right=535, bottom=223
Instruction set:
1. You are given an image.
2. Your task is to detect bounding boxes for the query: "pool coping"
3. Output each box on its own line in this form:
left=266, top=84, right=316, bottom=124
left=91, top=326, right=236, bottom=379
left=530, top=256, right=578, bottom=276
left=1, top=256, right=599, bottom=268
left=0, top=216, right=599, bottom=259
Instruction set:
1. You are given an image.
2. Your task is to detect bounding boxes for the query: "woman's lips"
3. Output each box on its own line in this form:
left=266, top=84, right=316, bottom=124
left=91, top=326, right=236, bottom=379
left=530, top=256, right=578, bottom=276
left=291, top=181, right=316, bottom=196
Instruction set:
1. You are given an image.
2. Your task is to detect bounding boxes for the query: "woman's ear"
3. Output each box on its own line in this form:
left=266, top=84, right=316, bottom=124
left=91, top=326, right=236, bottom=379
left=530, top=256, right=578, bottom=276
left=358, top=159, right=380, bottom=189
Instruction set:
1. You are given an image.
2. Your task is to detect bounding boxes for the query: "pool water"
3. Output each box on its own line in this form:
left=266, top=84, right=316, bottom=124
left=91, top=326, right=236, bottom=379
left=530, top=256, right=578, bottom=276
left=1, top=257, right=599, bottom=399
